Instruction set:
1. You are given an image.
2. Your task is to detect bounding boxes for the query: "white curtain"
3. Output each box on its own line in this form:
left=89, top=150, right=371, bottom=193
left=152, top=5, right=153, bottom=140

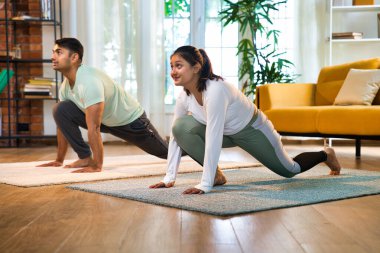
left=293, top=0, right=329, bottom=83
left=60, top=0, right=166, bottom=141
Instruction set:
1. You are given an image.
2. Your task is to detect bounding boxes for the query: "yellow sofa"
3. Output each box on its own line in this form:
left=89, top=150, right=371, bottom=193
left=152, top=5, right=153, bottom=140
left=256, top=58, right=380, bottom=157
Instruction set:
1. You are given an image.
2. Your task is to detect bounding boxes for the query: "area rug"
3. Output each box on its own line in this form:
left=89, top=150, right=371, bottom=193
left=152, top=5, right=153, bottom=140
left=68, top=166, right=380, bottom=216
left=0, top=155, right=259, bottom=187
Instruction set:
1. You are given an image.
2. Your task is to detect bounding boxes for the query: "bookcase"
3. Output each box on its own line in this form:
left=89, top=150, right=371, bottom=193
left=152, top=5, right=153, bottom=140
left=0, top=0, right=62, bottom=147
left=329, top=0, right=380, bottom=65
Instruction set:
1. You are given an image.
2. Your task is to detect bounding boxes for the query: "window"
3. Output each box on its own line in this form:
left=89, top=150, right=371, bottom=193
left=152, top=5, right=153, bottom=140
left=163, top=0, right=239, bottom=105
left=101, top=0, right=139, bottom=98
left=273, top=0, right=295, bottom=74
left=253, top=0, right=296, bottom=77
left=205, top=0, right=239, bottom=87
left=164, top=0, right=191, bottom=105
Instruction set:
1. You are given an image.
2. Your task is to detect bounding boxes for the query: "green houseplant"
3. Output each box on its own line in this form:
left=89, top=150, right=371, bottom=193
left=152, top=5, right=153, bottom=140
left=219, top=0, right=297, bottom=97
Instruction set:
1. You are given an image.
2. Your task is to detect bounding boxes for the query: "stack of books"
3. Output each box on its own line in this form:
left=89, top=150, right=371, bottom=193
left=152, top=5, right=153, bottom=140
left=22, top=77, right=56, bottom=99
left=332, top=32, right=363, bottom=40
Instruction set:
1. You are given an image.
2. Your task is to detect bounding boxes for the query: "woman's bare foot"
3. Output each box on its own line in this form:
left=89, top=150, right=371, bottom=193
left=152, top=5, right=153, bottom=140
left=149, top=182, right=175, bottom=188
left=324, top=147, right=341, bottom=175
left=214, top=167, right=227, bottom=186
left=64, top=157, right=91, bottom=168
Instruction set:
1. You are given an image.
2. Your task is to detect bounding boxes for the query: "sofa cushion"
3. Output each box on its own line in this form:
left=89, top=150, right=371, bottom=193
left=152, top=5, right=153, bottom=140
left=265, top=107, right=321, bottom=133
left=334, top=69, right=380, bottom=106
left=317, top=106, right=380, bottom=135
left=315, top=80, right=343, bottom=105
left=265, top=106, right=380, bottom=136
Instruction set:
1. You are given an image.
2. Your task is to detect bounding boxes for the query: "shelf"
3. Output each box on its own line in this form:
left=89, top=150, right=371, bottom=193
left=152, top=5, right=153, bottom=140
left=331, top=38, right=380, bottom=43
left=1, top=0, right=62, bottom=148
left=0, top=18, right=60, bottom=25
left=0, top=58, right=52, bottom=63
left=332, top=5, right=380, bottom=12
left=0, top=135, right=57, bottom=140
left=0, top=98, right=58, bottom=101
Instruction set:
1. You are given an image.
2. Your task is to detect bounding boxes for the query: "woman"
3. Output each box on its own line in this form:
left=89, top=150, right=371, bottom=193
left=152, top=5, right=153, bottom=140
left=150, top=46, right=341, bottom=194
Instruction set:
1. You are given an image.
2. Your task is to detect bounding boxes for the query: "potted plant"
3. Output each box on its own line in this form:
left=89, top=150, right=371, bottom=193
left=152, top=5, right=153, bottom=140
left=219, top=0, right=298, bottom=97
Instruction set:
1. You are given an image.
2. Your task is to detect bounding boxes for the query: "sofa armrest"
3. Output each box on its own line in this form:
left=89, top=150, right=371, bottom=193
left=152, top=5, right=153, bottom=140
left=255, top=83, right=316, bottom=112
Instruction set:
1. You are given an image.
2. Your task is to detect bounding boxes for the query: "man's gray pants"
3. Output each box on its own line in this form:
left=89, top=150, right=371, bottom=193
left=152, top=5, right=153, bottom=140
left=53, top=100, right=168, bottom=159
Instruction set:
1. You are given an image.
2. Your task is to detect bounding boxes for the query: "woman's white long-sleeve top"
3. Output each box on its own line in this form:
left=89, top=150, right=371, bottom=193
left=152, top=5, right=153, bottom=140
left=162, top=79, right=255, bottom=193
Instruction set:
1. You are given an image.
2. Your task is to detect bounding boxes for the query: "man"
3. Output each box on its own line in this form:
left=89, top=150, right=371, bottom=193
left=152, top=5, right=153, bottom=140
left=38, top=38, right=168, bottom=173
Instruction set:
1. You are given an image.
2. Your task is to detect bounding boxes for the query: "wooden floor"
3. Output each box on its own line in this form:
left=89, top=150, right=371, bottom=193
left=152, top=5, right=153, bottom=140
left=0, top=140, right=379, bottom=253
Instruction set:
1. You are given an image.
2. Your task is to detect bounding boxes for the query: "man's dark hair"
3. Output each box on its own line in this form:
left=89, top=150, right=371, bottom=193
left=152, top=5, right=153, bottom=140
left=55, top=37, right=84, bottom=61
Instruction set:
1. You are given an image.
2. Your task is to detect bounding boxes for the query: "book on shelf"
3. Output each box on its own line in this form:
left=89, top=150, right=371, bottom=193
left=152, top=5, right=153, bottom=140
left=23, top=91, right=52, bottom=96
left=332, top=32, right=363, bottom=40
left=0, top=69, right=14, bottom=94
left=23, top=95, right=54, bottom=99
left=31, top=77, right=55, bottom=81
left=27, top=77, right=56, bottom=86
left=24, top=84, right=53, bottom=89
left=23, top=87, right=51, bottom=93
left=332, top=35, right=363, bottom=39
left=332, top=32, right=363, bottom=37
left=11, top=15, right=40, bottom=21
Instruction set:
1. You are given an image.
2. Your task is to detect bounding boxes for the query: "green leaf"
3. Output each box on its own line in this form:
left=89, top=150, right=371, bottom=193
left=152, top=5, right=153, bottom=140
left=220, top=0, right=298, bottom=96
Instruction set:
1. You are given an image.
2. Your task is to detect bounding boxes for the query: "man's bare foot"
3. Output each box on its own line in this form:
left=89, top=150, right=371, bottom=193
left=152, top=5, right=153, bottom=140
left=324, top=147, right=341, bottom=175
left=36, top=160, right=63, bottom=167
left=214, top=167, right=227, bottom=186
left=72, top=166, right=102, bottom=173
left=64, top=158, right=91, bottom=168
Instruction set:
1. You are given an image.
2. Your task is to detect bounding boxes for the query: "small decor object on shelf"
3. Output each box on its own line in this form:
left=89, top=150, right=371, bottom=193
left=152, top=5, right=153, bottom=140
left=333, top=0, right=353, bottom=6
left=353, top=0, right=374, bottom=5
left=40, top=0, right=52, bottom=19
left=13, top=44, right=22, bottom=59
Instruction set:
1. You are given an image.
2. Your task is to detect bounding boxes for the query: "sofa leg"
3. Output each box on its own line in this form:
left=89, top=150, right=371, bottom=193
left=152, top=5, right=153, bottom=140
left=323, top=138, right=332, bottom=147
left=355, top=139, right=361, bottom=159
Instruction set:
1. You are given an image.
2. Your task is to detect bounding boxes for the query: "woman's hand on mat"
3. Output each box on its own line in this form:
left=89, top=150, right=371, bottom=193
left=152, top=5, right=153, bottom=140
left=149, top=182, right=175, bottom=189
left=36, top=160, right=63, bottom=167
left=183, top=187, right=204, bottom=194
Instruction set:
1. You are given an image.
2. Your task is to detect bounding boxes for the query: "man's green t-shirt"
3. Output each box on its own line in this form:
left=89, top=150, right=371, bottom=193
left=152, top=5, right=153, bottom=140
left=59, top=65, right=144, bottom=127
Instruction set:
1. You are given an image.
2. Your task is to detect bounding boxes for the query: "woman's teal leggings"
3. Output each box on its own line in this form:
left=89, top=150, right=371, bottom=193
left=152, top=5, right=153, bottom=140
left=172, top=111, right=327, bottom=178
